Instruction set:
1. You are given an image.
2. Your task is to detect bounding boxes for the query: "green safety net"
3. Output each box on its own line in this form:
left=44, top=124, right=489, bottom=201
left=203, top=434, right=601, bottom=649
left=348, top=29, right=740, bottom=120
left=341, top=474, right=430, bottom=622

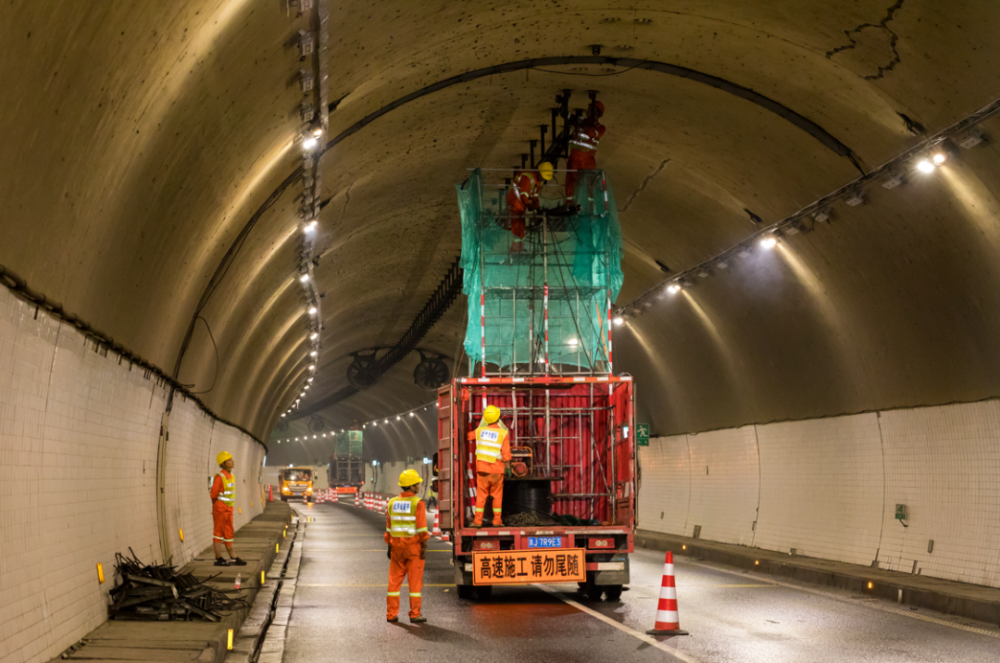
left=333, top=430, right=363, bottom=456
left=458, top=169, right=623, bottom=371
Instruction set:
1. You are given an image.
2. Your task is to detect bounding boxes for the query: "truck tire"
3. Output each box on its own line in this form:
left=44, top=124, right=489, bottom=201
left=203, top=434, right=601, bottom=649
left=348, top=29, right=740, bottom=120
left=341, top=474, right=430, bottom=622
left=457, top=585, right=474, bottom=600
left=474, top=585, right=493, bottom=601
left=604, top=585, right=623, bottom=601
left=585, top=582, right=603, bottom=602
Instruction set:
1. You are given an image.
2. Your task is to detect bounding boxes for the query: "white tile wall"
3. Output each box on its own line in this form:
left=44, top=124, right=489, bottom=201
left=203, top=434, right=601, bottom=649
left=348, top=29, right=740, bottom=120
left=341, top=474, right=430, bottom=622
left=755, top=414, right=884, bottom=564
left=0, top=287, right=266, bottom=663
left=639, top=409, right=1000, bottom=587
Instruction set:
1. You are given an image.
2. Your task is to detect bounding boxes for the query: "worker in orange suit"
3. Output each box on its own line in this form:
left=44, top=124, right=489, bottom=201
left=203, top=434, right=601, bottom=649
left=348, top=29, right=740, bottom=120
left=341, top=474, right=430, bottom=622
left=469, top=405, right=511, bottom=528
left=505, top=162, right=554, bottom=239
left=210, top=451, right=247, bottom=567
left=564, top=100, right=606, bottom=200
left=385, top=469, right=430, bottom=623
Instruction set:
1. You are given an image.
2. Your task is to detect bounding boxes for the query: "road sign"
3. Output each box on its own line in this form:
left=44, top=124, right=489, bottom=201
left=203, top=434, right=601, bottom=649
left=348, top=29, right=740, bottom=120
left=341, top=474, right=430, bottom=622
left=472, top=548, right=586, bottom=585
left=637, top=423, right=650, bottom=446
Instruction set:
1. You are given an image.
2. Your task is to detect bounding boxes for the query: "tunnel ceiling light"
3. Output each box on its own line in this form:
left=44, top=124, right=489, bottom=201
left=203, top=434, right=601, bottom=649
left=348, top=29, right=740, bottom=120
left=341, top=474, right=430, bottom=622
left=384, top=419, right=389, bottom=424
left=613, top=316, right=624, bottom=326
left=844, top=190, right=865, bottom=206
left=299, top=273, right=310, bottom=283
left=759, top=236, right=778, bottom=250
left=916, top=159, right=936, bottom=174
left=396, top=415, right=401, bottom=420
left=310, top=350, right=318, bottom=357
left=308, top=307, right=318, bottom=315
left=932, top=151, right=948, bottom=165
left=311, top=127, right=324, bottom=138
left=882, top=173, right=905, bottom=189
left=409, top=412, right=415, bottom=417
left=302, top=136, right=318, bottom=151
left=281, top=413, right=286, bottom=417
left=959, top=129, right=985, bottom=149
left=309, top=364, right=316, bottom=371
left=667, top=284, right=681, bottom=295
left=310, top=332, right=319, bottom=340
left=813, top=209, right=831, bottom=224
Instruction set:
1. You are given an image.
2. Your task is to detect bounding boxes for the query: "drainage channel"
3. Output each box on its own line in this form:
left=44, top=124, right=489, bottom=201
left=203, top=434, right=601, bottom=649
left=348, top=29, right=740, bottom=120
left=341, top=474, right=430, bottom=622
left=225, top=511, right=306, bottom=663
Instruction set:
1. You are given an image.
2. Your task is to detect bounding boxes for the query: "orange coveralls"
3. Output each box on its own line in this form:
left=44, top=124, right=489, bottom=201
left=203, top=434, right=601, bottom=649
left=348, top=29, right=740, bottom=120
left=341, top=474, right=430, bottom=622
left=565, top=121, right=606, bottom=199
left=384, top=492, right=430, bottom=620
left=473, top=425, right=512, bottom=526
left=505, top=170, right=542, bottom=238
left=210, top=470, right=235, bottom=544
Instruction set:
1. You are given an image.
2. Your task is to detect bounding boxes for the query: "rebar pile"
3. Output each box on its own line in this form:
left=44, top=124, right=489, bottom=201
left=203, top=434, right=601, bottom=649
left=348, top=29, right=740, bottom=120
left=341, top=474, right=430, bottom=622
left=109, top=549, right=250, bottom=622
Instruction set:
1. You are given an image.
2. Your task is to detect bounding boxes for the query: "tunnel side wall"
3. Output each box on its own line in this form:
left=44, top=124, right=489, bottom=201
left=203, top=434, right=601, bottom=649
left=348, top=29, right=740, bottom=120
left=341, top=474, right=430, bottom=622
left=638, top=404, right=1000, bottom=588
left=0, top=287, right=266, bottom=663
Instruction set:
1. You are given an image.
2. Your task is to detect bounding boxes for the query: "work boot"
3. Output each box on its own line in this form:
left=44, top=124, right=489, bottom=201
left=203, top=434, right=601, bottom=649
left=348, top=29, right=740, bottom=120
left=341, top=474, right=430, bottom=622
left=410, top=616, right=427, bottom=623
left=214, top=558, right=230, bottom=567
left=386, top=616, right=398, bottom=623
left=231, top=557, right=248, bottom=566
left=470, top=522, right=482, bottom=529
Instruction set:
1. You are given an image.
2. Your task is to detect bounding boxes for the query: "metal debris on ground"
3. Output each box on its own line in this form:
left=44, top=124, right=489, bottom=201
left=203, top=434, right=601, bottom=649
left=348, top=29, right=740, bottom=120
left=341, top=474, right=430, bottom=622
left=109, top=549, right=250, bottom=622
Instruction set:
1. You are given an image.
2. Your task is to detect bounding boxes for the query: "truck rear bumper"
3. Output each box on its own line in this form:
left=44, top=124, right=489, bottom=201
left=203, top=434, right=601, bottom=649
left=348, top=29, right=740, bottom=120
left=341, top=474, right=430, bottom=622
left=456, top=554, right=629, bottom=586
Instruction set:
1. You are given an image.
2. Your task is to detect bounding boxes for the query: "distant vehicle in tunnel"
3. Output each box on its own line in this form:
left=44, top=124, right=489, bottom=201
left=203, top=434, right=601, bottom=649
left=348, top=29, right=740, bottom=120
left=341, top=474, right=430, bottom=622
left=279, top=467, right=314, bottom=502
left=328, top=429, right=365, bottom=491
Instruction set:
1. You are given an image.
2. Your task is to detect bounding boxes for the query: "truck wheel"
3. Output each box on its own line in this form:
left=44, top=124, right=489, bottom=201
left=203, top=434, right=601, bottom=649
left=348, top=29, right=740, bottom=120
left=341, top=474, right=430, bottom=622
left=457, top=585, right=474, bottom=600
left=585, top=581, right=603, bottom=602
left=473, top=585, right=493, bottom=601
left=604, top=585, right=623, bottom=601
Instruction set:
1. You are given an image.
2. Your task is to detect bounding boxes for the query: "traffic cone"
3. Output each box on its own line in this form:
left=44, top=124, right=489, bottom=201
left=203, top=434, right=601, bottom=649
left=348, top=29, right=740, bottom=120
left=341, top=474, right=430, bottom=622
left=355, top=492, right=360, bottom=507
left=646, top=552, right=688, bottom=636
left=432, top=510, right=442, bottom=537
left=268, top=485, right=273, bottom=502
left=331, top=490, right=339, bottom=503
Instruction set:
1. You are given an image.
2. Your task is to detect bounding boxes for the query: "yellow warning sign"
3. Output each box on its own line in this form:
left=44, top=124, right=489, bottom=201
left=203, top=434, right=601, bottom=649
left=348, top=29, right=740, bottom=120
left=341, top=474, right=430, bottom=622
left=472, top=548, right=586, bottom=585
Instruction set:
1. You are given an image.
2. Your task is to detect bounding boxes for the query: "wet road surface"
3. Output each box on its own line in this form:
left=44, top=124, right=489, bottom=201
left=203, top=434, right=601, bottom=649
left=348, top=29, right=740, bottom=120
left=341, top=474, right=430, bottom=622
left=283, top=502, right=999, bottom=662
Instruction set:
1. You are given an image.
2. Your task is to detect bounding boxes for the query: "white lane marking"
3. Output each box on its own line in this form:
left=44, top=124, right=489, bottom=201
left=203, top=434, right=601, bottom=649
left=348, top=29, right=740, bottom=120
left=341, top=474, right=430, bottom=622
left=679, top=558, right=1000, bottom=639
left=534, top=584, right=704, bottom=663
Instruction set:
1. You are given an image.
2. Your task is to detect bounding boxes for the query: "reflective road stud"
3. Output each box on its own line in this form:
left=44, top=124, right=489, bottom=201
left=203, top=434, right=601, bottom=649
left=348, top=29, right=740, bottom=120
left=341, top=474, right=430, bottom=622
left=646, top=551, right=689, bottom=636
left=179, top=528, right=184, bottom=542
left=227, top=629, right=234, bottom=650
left=97, top=563, right=104, bottom=584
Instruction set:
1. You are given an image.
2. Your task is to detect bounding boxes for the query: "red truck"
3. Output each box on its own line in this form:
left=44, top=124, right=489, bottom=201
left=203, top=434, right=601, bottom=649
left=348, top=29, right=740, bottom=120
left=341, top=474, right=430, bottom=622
left=436, top=374, right=636, bottom=600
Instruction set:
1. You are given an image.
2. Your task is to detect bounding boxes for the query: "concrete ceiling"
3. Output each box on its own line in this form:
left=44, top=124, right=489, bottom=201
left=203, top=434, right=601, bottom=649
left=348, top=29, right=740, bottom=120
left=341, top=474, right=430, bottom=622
left=4, top=1, right=1000, bottom=462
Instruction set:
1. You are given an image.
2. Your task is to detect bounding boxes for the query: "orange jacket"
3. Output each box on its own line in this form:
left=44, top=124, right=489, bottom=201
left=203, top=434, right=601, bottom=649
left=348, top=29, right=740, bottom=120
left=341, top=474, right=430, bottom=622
left=383, top=491, right=430, bottom=546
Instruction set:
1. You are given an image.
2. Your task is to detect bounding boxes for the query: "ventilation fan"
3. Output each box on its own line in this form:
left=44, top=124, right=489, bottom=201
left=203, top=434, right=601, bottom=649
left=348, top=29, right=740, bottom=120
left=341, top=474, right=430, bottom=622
left=414, top=352, right=449, bottom=391
left=347, top=352, right=381, bottom=389
left=308, top=415, right=326, bottom=433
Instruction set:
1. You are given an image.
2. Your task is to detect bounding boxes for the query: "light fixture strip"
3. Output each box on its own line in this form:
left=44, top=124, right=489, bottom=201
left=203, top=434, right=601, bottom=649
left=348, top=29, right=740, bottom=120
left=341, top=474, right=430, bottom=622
left=274, top=400, right=438, bottom=444
left=618, top=95, right=1000, bottom=315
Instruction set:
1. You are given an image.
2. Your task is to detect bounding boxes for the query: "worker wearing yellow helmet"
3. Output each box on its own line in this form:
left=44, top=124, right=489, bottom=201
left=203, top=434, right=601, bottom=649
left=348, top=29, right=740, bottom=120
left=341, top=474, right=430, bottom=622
left=468, top=405, right=511, bottom=528
left=385, top=469, right=430, bottom=623
left=210, top=451, right=247, bottom=566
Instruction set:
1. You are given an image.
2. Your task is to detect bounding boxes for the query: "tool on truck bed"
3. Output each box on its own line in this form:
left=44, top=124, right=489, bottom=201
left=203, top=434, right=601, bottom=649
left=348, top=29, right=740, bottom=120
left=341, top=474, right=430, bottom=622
left=109, top=549, right=249, bottom=621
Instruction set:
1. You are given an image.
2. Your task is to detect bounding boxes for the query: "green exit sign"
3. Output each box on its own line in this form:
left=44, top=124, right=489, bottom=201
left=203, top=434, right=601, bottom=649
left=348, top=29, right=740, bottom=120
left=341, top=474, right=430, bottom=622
left=636, top=423, right=650, bottom=446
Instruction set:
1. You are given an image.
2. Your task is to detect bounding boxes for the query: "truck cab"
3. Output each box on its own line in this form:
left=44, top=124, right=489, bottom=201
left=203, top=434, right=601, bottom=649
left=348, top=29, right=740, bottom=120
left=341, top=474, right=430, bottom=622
left=279, top=467, right=314, bottom=502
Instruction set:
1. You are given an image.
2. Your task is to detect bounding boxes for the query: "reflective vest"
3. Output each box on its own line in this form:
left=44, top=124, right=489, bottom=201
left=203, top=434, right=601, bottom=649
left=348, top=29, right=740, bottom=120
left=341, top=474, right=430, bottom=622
left=512, top=171, right=540, bottom=204
left=387, top=495, right=423, bottom=538
left=569, top=124, right=603, bottom=153
left=215, top=471, right=235, bottom=507
left=475, top=425, right=508, bottom=464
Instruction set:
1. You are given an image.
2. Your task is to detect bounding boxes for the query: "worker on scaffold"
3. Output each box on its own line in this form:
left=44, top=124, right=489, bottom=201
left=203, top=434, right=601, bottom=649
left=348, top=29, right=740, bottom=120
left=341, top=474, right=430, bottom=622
left=564, top=100, right=605, bottom=200
left=385, top=469, right=430, bottom=623
left=468, top=405, right=511, bottom=528
left=505, top=161, right=555, bottom=242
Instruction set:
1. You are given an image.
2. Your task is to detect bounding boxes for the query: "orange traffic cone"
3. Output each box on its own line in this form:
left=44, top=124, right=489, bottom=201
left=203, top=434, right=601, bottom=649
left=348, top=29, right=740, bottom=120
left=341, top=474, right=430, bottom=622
left=355, top=492, right=360, bottom=507
left=432, top=510, right=442, bottom=537
left=647, top=551, right=689, bottom=636
left=268, top=484, right=274, bottom=502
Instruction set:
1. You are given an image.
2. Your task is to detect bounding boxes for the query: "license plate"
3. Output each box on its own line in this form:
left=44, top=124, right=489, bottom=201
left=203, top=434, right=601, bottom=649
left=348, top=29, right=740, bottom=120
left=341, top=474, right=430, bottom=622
left=528, top=536, right=561, bottom=549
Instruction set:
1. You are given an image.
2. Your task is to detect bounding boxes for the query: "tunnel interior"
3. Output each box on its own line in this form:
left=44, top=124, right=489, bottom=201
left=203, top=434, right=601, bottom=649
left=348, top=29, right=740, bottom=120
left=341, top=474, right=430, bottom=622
left=2, top=2, right=1000, bottom=661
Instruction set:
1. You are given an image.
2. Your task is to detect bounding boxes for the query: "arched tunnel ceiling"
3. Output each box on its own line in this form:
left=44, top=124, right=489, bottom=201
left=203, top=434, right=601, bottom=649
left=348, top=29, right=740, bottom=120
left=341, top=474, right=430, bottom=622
left=3, top=2, right=1000, bottom=462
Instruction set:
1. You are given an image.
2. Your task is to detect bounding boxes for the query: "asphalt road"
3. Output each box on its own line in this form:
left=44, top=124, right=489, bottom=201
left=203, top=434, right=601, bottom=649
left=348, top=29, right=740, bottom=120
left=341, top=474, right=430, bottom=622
left=283, top=502, right=999, bottom=663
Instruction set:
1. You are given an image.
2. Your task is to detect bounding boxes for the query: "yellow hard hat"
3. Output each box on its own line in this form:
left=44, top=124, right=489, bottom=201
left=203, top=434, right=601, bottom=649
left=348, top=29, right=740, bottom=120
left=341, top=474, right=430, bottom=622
left=483, top=405, right=501, bottom=424
left=538, top=161, right=555, bottom=181
left=398, top=469, right=423, bottom=487
left=216, top=451, right=233, bottom=466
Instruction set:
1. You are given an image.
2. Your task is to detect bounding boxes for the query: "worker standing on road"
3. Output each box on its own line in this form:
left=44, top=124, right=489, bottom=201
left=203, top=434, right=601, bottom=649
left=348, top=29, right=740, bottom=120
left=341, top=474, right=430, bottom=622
left=210, top=451, right=248, bottom=567
left=505, top=162, right=554, bottom=240
left=564, top=100, right=605, bottom=200
left=385, top=469, right=430, bottom=623
left=470, top=405, right=511, bottom=528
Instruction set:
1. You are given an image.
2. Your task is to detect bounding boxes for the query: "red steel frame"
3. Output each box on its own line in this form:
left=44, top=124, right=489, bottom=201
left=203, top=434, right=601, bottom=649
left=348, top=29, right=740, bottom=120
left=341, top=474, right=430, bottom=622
left=437, top=375, right=637, bottom=566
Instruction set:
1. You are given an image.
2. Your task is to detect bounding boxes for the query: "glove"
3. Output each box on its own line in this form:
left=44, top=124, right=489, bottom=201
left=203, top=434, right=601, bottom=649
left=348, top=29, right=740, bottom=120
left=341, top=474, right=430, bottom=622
left=505, top=464, right=512, bottom=478
left=419, top=542, right=427, bottom=560
left=387, top=544, right=392, bottom=560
